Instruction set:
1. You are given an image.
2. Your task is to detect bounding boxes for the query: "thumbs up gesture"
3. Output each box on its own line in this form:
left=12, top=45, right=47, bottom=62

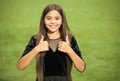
left=58, top=35, right=71, bottom=53
left=35, top=35, right=49, bottom=52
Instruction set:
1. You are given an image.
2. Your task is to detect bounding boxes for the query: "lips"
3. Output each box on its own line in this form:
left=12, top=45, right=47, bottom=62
left=49, top=25, right=57, bottom=29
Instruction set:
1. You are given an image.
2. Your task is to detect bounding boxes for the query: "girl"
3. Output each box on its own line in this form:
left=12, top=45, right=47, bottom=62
left=18, top=4, right=85, bottom=81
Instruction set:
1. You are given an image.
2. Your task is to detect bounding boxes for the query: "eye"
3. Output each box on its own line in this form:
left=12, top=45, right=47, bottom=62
left=46, top=17, right=51, bottom=20
left=55, top=17, right=60, bottom=20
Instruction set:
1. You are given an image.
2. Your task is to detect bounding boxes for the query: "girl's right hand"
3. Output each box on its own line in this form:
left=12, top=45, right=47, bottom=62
left=35, top=35, right=49, bottom=52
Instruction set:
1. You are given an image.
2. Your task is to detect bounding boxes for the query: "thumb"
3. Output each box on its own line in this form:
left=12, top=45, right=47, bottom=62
left=40, top=35, right=44, bottom=42
left=66, top=35, right=69, bottom=44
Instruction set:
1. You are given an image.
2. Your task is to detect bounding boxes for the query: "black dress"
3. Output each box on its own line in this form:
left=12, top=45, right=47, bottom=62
left=20, top=36, right=83, bottom=81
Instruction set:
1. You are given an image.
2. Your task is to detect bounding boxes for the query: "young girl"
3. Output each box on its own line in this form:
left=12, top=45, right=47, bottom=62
left=18, top=4, right=85, bottom=81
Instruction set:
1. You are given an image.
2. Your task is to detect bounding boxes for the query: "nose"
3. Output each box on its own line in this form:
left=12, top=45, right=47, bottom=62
left=51, top=19, right=55, bottom=23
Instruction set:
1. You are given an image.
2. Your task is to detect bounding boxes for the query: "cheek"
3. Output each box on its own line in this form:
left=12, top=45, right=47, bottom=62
left=44, top=21, right=49, bottom=28
left=58, top=20, right=62, bottom=25
left=44, top=20, right=49, bottom=25
left=60, top=19, right=62, bottom=25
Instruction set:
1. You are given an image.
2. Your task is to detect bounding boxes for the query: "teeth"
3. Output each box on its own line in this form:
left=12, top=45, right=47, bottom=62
left=50, top=25, right=56, bottom=28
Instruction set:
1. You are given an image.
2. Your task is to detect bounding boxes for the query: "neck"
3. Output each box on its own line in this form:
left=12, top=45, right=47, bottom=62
left=47, top=31, right=60, bottom=39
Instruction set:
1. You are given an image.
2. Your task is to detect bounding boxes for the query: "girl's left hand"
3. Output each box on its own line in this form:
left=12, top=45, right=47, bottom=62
left=58, top=35, right=71, bottom=54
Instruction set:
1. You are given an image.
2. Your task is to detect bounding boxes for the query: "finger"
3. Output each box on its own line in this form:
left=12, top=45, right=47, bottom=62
left=40, top=35, right=44, bottom=42
left=59, top=41, right=64, bottom=46
left=58, top=41, right=63, bottom=48
left=58, top=46, right=62, bottom=51
left=58, top=47, right=61, bottom=51
left=58, top=44, right=61, bottom=48
left=59, top=41, right=62, bottom=45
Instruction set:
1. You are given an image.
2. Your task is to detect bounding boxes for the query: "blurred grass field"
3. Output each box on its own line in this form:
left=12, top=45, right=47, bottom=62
left=0, top=0, right=120, bottom=81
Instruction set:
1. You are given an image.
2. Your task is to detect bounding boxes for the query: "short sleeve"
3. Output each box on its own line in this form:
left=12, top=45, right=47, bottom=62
left=20, top=36, right=37, bottom=58
left=71, top=36, right=83, bottom=59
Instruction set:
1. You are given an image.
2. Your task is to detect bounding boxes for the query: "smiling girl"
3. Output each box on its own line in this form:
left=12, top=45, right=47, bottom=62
left=18, top=4, right=85, bottom=81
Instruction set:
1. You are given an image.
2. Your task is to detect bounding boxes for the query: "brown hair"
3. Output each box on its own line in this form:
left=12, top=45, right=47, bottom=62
left=36, top=4, right=72, bottom=81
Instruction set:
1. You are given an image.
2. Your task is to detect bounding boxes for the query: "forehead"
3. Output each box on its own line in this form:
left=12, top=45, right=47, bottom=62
left=45, top=10, right=61, bottom=17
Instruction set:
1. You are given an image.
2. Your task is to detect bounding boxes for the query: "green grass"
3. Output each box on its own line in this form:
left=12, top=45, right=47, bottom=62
left=0, top=0, right=120, bottom=81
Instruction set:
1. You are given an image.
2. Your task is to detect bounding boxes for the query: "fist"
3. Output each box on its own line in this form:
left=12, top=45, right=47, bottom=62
left=58, top=35, right=71, bottom=53
left=35, top=35, right=49, bottom=52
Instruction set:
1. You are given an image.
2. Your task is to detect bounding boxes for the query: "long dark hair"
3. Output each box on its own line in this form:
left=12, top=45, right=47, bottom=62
left=36, top=4, right=72, bottom=81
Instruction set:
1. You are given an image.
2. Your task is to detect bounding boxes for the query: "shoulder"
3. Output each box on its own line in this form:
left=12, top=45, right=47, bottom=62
left=32, top=35, right=37, bottom=40
left=27, top=35, right=37, bottom=45
left=70, top=35, right=77, bottom=43
left=70, top=35, right=79, bottom=48
left=30, top=35, right=38, bottom=42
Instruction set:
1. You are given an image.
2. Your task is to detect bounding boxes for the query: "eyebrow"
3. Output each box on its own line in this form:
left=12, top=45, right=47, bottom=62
left=45, top=15, right=61, bottom=18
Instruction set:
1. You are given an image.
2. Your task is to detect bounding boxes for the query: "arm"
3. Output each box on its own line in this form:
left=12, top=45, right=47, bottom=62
left=67, top=47, right=85, bottom=72
left=58, top=36, right=85, bottom=72
left=17, top=35, right=49, bottom=70
left=18, top=47, right=39, bottom=70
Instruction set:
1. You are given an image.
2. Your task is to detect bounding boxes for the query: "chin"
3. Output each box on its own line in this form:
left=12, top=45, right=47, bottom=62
left=49, top=30, right=57, bottom=33
left=48, top=29, right=58, bottom=32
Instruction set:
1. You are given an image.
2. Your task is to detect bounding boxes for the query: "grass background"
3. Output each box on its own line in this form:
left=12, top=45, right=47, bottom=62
left=0, top=0, right=120, bottom=81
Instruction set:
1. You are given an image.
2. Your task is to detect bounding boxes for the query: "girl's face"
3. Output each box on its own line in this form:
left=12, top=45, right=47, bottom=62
left=44, top=10, right=62, bottom=33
